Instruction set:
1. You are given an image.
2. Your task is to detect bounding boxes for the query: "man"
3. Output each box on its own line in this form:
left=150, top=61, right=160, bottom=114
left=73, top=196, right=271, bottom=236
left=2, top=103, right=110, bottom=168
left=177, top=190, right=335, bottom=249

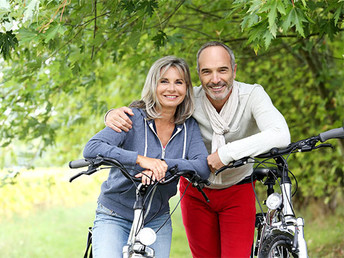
left=105, top=41, right=290, bottom=257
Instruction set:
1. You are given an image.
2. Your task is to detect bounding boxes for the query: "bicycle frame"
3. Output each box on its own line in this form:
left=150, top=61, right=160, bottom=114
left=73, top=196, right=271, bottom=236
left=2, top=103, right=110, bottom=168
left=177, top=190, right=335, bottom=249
left=216, top=126, right=344, bottom=258
left=123, top=183, right=155, bottom=258
left=69, top=156, right=210, bottom=258
left=253, top=156, right=308, bottom=258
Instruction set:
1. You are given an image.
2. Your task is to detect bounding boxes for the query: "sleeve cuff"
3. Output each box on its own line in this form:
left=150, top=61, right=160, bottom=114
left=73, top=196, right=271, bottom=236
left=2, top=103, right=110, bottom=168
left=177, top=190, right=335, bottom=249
left=118, top=149, right=138, bottom=165
left=218, top=144, right=233, bottom=165
left=104, top=109, right=114, bottom=124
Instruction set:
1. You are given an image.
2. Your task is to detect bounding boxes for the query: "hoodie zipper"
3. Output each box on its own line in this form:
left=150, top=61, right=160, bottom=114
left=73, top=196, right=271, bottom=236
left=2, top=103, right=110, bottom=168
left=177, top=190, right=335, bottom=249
left=148, top=122, right=182, bottom=159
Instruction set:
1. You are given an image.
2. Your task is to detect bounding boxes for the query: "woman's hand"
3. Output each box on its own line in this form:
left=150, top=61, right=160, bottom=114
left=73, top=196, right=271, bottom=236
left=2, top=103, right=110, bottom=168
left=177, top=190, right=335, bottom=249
left=135, top=170, right=155, bottom=185
left=136, top=155, right=168, bottom=182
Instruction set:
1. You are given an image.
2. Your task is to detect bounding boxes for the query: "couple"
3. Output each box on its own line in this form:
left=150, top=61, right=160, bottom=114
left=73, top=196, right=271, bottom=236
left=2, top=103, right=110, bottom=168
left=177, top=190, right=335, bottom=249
left=84, top=41, right=291, bottom=257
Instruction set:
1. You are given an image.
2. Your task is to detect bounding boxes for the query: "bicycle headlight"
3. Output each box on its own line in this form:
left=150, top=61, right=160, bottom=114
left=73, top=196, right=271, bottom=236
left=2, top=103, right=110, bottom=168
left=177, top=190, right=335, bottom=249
left=266, top=193, right=282, bottom=210
left=137, top=227, right=156, bottom=246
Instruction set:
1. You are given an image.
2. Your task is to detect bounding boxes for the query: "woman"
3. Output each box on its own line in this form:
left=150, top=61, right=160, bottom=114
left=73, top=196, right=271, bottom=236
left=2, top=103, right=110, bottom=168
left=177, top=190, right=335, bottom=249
left=83, top=56, right=210, bottom=257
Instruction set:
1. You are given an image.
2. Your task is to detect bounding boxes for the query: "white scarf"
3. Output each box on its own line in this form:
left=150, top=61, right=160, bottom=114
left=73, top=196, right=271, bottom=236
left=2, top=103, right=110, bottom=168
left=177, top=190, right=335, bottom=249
left=202, top=82, right=239, bottom=184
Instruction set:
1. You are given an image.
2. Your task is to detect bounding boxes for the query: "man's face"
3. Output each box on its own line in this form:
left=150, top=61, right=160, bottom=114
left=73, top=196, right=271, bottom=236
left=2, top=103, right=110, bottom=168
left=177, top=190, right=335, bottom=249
left=198, top=46, right=237, bottom=103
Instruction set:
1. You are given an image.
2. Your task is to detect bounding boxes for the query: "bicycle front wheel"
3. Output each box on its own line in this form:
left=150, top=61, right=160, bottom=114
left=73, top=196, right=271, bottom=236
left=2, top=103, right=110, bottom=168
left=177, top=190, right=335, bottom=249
left=258, top=233, right=299, bottom=258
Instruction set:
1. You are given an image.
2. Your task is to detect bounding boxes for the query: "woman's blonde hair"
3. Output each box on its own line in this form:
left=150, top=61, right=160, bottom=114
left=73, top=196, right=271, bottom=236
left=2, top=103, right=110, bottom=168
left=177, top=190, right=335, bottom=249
left=130, top=56, right=194, bottom=124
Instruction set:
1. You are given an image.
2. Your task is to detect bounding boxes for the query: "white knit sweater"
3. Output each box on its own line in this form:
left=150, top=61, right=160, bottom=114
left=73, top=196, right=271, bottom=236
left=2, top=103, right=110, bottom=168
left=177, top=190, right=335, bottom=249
left=193, top=81, right=291, bottom=189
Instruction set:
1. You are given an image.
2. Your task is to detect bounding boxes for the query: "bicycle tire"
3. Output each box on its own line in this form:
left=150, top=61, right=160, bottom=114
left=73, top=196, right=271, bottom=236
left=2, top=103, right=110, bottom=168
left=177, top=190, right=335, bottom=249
left=258, top=233, right=299, bottom=258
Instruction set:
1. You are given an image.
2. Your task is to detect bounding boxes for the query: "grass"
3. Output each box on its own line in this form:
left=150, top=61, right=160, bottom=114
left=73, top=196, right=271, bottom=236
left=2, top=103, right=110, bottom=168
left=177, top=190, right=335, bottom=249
left=0, top=202, right=96, bottom=257
left=0, top=168, right=191, bottom=258
left=0, top=168, right=343, bottom=257
left=301, top=204, right=344, bottom=257
left=0, top=199, right=190, bottom=258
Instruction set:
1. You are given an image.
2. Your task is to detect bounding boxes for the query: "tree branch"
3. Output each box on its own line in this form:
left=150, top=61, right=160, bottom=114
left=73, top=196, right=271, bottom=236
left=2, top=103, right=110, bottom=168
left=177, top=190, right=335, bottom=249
left=91, top=0, right=98, bottom=60
left=38, top=0, right=71, bottom=33
left=159, top=0, right=186, bottom=29
left=184, top=5, right=226, bottom=20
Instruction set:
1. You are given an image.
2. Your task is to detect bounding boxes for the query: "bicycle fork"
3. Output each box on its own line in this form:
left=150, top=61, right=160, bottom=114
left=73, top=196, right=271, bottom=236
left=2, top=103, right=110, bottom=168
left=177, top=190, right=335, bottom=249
left=292, top=217, right=308, bottom=258
left=282, top=183, right=308, bottom=258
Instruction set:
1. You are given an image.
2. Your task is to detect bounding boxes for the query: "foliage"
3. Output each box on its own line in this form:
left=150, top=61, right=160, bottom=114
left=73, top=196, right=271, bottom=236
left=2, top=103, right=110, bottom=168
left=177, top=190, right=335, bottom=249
left=0, top=167, right=104, bottom=218
left=0, top=0, right=343, bottom=204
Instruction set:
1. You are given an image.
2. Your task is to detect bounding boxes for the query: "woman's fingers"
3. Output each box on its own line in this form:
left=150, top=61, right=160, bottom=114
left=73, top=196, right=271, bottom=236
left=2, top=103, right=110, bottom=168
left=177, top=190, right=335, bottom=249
left=136, top=170, right=155, bottom=185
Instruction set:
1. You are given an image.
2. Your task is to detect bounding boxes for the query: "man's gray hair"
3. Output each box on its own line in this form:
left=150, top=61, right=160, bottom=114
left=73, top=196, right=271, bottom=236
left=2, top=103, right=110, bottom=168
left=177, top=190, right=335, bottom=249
left=196, top=41, right=236, bottom=73
left=131, top=56, right=194, bottom=124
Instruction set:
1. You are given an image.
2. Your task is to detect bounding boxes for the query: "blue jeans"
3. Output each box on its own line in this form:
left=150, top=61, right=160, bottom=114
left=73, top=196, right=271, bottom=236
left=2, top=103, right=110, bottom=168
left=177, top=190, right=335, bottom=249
left=92, top=203, right=172, bottom=258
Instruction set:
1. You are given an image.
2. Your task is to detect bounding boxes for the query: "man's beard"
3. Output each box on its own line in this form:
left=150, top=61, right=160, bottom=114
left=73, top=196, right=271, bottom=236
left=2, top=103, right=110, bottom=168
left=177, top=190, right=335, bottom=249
left=205, top=80, right=233, bottom=101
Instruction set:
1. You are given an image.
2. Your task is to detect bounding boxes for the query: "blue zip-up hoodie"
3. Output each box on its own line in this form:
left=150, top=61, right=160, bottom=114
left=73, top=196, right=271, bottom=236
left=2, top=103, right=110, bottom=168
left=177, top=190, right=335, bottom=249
left=83, top=108, right=210, bottom=221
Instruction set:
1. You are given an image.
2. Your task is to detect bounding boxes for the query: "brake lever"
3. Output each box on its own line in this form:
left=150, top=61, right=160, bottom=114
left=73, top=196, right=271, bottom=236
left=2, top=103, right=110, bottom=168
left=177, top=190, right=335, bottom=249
left=215, top=158, right=249, bottom=175
left=299, top=143, right=333, bottom=152
left=195, top=184, right=210, bottom=203
left=314, top=143, right=333, bottom=150
left=69, top=171, right=85, bottom=182
left=189, top=174, right=210, bottom=202
left=69, top=167, right=99, bottom=182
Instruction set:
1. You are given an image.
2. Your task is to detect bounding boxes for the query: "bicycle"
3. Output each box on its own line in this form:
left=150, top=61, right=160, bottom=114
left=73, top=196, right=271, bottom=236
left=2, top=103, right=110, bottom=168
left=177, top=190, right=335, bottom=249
left=69, top=155, right=210, bottom=258
left=216, top=126, right=344, bottom=258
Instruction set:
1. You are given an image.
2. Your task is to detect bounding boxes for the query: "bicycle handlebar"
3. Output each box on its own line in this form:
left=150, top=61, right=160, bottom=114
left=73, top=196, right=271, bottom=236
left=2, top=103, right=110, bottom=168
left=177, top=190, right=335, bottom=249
left=216, top=126, right=344, bottom=174
left=258, top=126, right=344, bottom=158
left=69, top=156, right=210, bottom=201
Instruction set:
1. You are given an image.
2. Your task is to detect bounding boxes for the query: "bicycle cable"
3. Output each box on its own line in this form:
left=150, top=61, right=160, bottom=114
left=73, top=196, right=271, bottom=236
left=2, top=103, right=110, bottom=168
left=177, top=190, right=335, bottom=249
left=155, top=180, right=193, bottom=233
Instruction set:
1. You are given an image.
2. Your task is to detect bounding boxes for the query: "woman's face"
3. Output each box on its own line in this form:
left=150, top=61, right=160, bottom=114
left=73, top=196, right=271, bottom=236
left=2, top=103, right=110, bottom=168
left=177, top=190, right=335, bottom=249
left=156, top=66, right=187, bottom=111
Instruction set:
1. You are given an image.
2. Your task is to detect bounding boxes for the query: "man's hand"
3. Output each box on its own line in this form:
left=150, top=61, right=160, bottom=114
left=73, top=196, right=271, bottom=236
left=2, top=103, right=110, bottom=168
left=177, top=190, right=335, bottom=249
left=207, top=151, right=225, bottom=174
left=105, top=107, right=134, bottom=132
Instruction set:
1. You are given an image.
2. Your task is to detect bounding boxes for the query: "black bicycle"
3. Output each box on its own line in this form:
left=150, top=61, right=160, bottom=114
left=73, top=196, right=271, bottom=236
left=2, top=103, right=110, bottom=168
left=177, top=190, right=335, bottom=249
left=69, top=156, right=210, bottom=258
left=216, top=126, right=344, bottom=258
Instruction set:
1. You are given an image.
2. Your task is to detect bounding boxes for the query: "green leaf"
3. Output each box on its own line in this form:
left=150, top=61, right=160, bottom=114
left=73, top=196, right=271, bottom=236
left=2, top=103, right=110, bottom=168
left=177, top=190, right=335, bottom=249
left=247, top=0, right=263, bottom=14
left=281, top=6, right=293, bottom=32
left=241, top=13, right=259, bottom=30
left=333, top=5, right=343, bottom=26
left=17, top=28, right=39, bottom=43
left=44, top=24, right=63, bottom=43
left=293, top=8, right=307, bottom=37
left=128, top=31, right=141, bottom=48
left=167, top=33, right=184, bottom=45
left=276, top=0, right=286, bottom=15
left=22, top=0, right=40, bottom=23
left=267, top=0, right=278, bottom=29
left=139, top=0, right=159, bottom=16
left=282, top=6, right=307, bottom=37
left=263, top=29, right=274, bottom=48
left=269, top=21, right=277, bottom=38
left=152, top=30, right=167, bottom=49
left=0, top=31, right=18, bottom=59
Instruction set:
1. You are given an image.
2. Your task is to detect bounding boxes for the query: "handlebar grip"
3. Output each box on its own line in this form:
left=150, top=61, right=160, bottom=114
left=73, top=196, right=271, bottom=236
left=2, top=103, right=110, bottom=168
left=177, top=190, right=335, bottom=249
left=319, top=127, right=344, bottom=142
left=69, top=159, right=91, bottom=169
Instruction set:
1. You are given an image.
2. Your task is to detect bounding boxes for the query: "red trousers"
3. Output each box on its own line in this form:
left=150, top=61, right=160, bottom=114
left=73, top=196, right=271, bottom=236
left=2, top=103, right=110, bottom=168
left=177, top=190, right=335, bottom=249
left=180, top=177, right=256, bottom=258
